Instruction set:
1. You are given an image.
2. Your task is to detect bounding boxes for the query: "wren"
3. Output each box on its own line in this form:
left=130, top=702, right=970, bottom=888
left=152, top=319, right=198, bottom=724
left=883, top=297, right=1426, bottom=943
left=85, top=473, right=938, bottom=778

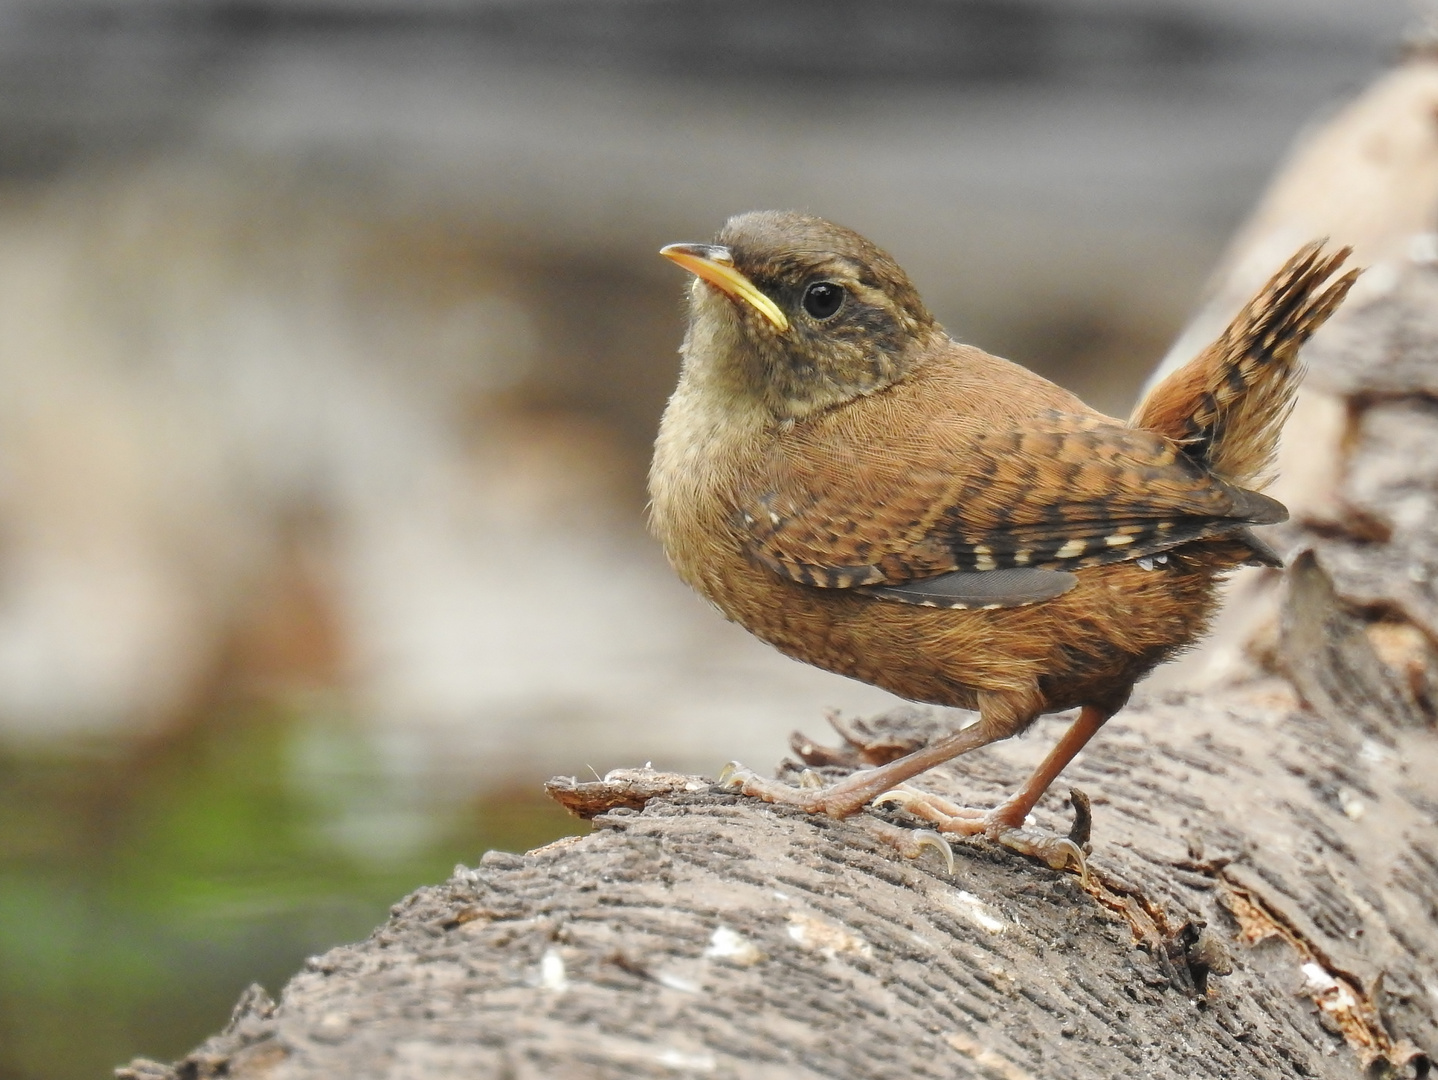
left=649, top=211, right=1355, bottom=870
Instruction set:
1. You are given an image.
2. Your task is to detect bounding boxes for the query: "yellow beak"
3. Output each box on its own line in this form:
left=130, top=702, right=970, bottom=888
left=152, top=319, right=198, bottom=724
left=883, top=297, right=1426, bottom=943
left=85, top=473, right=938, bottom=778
left=660, top=243, right=789, bottom=332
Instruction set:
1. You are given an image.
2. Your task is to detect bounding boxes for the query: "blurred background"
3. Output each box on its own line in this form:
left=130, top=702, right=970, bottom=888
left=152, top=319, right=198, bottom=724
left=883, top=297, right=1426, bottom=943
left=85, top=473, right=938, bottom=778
left=0, top=0, right=1419, bottom=1076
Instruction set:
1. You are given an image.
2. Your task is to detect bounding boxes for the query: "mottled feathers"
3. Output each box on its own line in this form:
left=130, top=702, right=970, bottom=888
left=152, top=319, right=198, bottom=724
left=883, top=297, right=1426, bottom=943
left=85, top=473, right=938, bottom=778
left=731, top=244, right=1354, bottom=611
left=1132, top=241, right=1357, bottom=488
left=739, top=362, right=1286, bottom=610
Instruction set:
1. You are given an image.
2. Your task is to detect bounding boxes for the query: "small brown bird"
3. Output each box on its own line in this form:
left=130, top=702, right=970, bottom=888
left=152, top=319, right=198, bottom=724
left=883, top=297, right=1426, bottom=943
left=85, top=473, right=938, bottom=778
left=650, top=211, right=1355, bottom=870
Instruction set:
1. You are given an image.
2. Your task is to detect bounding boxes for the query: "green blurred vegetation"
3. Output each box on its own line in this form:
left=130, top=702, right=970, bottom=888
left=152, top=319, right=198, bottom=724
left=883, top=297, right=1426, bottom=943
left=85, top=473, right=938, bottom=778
left=0, top=703, right=580, bottom=1080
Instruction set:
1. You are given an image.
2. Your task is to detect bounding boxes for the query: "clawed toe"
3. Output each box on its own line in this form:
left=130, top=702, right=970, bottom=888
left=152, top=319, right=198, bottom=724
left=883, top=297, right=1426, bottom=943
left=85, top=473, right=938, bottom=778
left=716, top=763, right=1089, bottom=882
left=871, top=787, right=919, bottom=811
left=986, top=824, right=1089, bottom=882
left=857, top=819, right=955, bottom=875
left=873, top=786, right=985, bottom=833
left=910, top=828, right=956, bottom=875
left=713, top=761, right=832, bottom=813
left=716, top=761, right=755, bottom=790
left=874, top=788, right=1091, bottom=881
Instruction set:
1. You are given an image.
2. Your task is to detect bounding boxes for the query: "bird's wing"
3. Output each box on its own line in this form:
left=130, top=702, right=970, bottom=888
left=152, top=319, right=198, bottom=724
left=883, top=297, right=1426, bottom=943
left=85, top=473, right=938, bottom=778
left=738, top=409, right=1285, bottom=609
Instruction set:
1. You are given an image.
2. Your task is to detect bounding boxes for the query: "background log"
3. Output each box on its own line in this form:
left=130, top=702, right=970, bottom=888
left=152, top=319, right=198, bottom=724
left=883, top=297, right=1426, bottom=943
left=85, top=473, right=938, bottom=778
left=119, top=49, right=1438, bottom=1080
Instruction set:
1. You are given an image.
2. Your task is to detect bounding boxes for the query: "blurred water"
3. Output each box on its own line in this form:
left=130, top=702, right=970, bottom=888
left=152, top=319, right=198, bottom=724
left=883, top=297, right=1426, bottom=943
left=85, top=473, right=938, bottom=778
left=0, top=703, right=578, bottom=1079
left=0, top=1, right=1417, bottom=1075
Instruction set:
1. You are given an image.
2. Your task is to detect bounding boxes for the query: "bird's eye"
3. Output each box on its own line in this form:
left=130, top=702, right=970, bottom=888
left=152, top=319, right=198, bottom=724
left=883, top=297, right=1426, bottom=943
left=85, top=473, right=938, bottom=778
left=802, top=282, right=844, bottom=320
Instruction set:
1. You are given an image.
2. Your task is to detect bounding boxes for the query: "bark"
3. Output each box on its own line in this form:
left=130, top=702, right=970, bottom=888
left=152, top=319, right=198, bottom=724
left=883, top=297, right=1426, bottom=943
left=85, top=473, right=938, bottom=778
left=120, top=53, right=1438, bottom=1080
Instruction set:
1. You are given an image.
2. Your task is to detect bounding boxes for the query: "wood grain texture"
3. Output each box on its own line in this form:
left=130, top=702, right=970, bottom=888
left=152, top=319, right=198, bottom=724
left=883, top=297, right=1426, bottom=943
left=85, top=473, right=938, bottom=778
left=118, top=686, right=1437, bottom=1080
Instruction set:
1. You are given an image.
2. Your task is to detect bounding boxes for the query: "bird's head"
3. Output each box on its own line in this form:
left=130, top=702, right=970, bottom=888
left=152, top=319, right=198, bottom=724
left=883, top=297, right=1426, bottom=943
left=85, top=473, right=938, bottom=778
left=662, top=211, right=939, bottom=422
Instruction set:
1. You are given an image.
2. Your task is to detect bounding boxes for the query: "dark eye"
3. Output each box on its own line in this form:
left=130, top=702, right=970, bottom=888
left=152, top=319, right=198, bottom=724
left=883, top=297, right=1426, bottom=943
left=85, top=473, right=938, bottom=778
left=802, top=281, right=844, bottom=320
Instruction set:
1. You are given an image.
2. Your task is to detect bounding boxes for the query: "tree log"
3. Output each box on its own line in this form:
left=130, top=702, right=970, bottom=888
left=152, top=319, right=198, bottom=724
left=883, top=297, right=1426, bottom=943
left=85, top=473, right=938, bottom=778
left=120, top=52, right=1438, bottom=1080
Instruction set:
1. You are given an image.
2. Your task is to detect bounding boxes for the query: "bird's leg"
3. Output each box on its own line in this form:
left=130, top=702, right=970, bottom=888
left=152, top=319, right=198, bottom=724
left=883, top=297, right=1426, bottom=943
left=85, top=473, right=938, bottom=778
left=720, top=722, right=1002, bottom=818
left=985, top=704, right=1109, bottom=831
left=877, top=705, right=1110, bottom=875
left=718, top=689, right=1039, bottom=819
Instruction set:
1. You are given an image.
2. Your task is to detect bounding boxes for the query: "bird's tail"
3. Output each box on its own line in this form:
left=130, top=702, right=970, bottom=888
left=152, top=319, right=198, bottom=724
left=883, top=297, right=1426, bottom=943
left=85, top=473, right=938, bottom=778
left=1131, top=242, right=1358, bottom=489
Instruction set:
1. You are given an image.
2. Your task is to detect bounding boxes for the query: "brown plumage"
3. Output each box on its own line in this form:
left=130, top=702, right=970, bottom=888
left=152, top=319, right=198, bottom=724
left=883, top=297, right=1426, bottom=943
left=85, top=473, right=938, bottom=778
left=650, top=212, right=1356, bottom=870
left=1132, top=241, right=1354, bottom=488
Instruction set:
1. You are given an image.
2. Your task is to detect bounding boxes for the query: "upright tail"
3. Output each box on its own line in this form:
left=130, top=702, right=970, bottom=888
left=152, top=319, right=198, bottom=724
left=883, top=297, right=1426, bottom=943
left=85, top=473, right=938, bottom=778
left=1131, top=242, right=1358, bottom=489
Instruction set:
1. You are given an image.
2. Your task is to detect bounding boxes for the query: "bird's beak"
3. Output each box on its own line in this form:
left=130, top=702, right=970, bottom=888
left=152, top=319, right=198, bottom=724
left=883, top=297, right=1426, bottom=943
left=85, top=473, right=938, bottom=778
left=660, top=243, right=789, bottom=331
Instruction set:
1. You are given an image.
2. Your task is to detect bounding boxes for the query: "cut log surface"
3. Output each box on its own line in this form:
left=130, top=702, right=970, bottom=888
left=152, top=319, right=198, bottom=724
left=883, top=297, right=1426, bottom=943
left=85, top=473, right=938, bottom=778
left=119, top=671, right=1438, bottom=1080
left=121, top=55, right=1438, bottom=1080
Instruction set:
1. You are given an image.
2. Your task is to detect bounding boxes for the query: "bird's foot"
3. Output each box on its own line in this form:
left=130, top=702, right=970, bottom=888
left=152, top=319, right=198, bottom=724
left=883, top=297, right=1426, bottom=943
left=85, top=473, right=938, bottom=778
left=874, top=787, right=1089, bottom=882
left=716, top=761, right=873, bottom=817
left=717, top=763, right=956, bottom=872
left=873, top=785, right=983, bottom=829
left=987, top=824, right=1089, bottom=885
left=858, top=819, right=955, bottom=874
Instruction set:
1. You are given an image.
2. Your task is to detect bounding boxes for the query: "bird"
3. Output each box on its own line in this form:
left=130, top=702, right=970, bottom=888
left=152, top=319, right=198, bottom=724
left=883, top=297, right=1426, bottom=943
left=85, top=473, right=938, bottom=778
left=649, top=211, right=1356, bottom=872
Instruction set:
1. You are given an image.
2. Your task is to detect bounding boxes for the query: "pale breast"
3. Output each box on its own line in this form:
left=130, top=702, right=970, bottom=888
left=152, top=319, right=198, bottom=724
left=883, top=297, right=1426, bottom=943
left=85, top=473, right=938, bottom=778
left=648, top=376, right=769, bottom=603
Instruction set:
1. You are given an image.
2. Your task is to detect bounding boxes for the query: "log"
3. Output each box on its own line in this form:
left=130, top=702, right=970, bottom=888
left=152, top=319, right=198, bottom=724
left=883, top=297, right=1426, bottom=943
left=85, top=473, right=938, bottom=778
left=120, top=51, right=1438, bottom=1080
